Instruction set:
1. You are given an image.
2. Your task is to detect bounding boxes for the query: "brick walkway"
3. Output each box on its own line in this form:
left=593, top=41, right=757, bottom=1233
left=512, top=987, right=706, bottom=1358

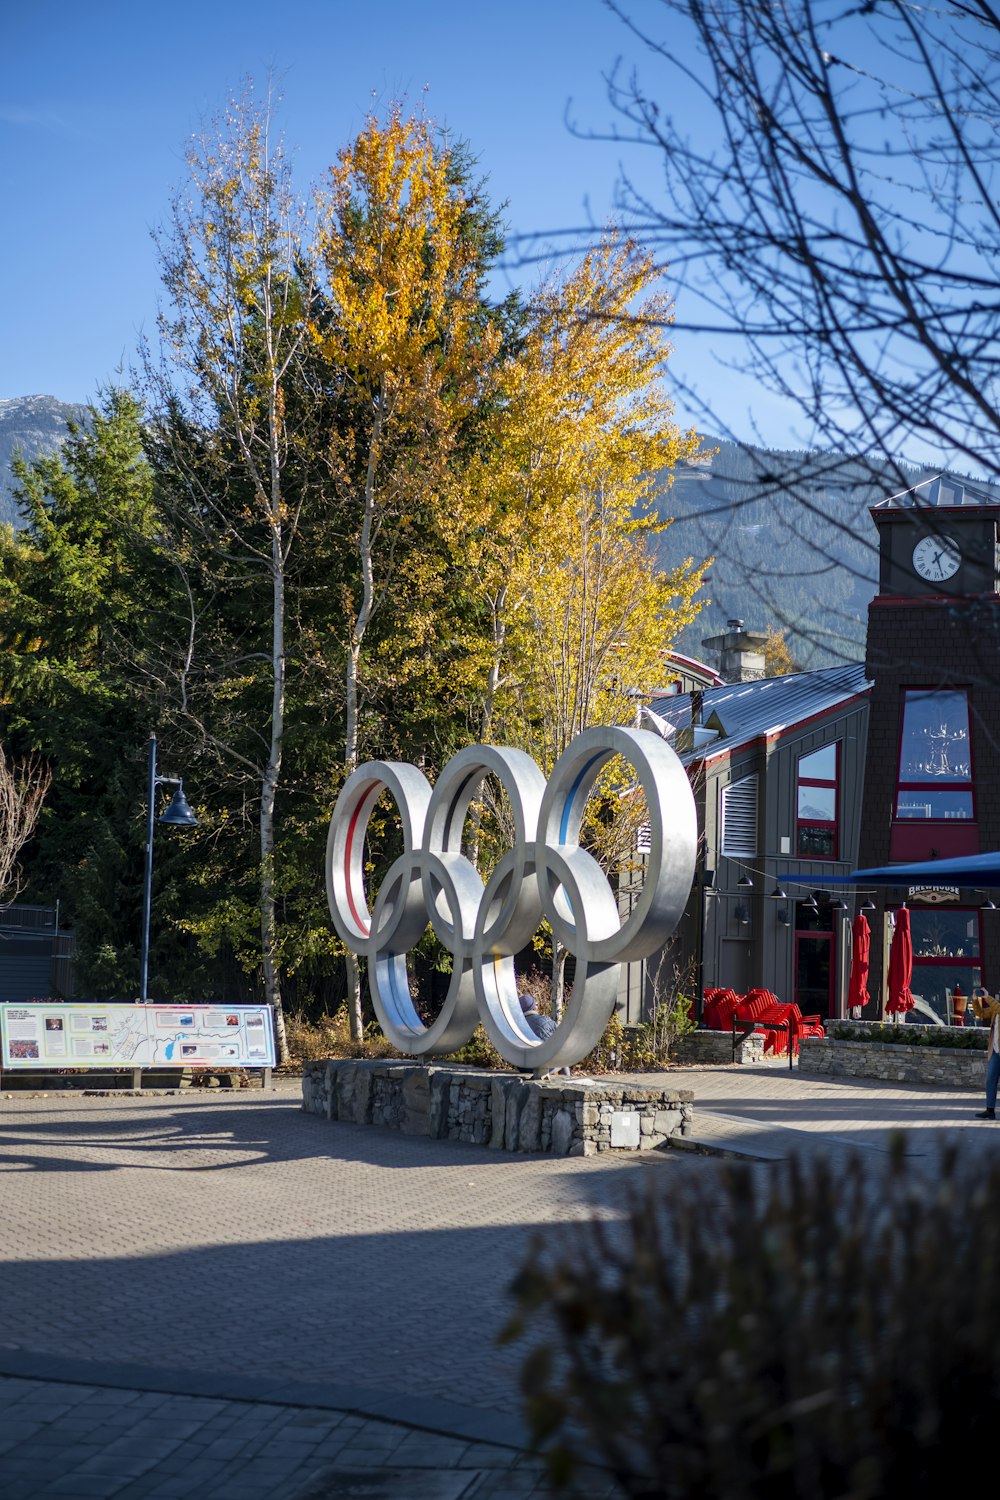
left=0, top=1375, right=586, bottom=1499
left=1, top=1063, right=997, bottom=1497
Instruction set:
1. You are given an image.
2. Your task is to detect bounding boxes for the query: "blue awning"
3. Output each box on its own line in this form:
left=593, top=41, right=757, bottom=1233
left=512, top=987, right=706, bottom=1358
left=793, top=851, right=1000, bottom=887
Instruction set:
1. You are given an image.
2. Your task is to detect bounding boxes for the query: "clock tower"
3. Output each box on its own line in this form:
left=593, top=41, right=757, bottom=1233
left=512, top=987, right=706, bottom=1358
left=856, top=472, right=1000, bottom=1007
left=859, top=473, right=1000, bottom=868
left=872, top=476, right=1000, bottom=601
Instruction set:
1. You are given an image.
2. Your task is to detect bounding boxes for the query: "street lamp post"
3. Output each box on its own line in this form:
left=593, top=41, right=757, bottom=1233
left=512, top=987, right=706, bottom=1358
left=139, top=733, right=198, bottom=1003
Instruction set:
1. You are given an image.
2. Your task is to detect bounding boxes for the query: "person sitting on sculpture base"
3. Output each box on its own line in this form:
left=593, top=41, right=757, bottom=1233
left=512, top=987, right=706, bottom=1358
left=519, top=993, right=571, bottom=1078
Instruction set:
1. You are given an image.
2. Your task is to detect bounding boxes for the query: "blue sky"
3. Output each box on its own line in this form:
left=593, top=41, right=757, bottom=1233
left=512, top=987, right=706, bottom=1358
left=0, top=0, right=802, bottom=445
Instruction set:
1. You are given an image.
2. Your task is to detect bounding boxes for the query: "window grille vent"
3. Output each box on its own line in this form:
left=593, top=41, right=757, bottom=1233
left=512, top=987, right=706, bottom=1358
left=722, top=775, right=758, bottom=858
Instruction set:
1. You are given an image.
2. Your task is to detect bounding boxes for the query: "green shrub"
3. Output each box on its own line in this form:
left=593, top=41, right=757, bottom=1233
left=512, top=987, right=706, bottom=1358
left=283, top=1007, right=399, bottom=1068
left=827, top=1020, right=987, bottom=1050
left=585, top=994, right=697, bottom=1073
left=502, top=1142, right=1000, bottom=1498
left=442, top=1024, right=507, bottom=1070
left=286, top=978, right=692, bottom=1076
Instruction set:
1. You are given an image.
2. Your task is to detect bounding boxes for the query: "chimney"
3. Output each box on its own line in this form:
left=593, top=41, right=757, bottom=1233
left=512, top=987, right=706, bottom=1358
left=702, top=618, right=768, bottom=684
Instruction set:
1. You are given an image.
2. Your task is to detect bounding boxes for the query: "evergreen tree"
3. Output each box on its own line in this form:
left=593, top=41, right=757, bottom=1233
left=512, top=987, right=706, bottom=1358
left=0, top=390, right=199, bottom=996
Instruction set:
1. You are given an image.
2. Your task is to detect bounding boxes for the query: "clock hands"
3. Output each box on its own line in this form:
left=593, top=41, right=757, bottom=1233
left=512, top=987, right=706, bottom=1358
left=912, top=535, right=959, bottom=581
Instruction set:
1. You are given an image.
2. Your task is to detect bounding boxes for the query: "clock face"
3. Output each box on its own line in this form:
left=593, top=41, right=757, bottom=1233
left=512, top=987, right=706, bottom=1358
left=912, top=535, right=961, bottom=582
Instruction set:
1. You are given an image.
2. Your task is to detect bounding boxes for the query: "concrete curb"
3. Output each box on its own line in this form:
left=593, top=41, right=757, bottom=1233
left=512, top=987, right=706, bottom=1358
left=652, top=1133, right=786, bottom=1163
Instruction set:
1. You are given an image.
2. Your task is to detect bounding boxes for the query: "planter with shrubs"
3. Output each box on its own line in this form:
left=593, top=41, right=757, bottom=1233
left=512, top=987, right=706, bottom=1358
left=799, top=1019, right=988, bottom=1086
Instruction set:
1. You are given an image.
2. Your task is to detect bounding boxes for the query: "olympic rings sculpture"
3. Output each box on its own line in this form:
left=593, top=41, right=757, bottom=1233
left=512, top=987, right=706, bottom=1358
left=325, top=726, right=697, bottom=1071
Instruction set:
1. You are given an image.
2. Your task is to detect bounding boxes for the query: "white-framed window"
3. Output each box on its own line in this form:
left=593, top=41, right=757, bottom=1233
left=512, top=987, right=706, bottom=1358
left=721, top=774, right=758, bottom=858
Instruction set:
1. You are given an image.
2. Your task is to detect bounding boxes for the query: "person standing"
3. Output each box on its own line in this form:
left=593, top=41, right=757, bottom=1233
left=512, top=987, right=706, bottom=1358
left=971, top=988, right=1000, bottom=1120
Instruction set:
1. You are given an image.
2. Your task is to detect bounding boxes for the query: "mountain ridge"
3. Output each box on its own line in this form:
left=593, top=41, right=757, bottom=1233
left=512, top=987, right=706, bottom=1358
left=652, top=439, right=939, bottom=670
left=0, top=394, right=90, bottom=526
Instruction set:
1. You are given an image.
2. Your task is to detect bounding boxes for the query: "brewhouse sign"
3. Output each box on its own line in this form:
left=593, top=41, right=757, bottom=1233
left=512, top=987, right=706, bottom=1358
left=908, top=886, right=960, bottom=904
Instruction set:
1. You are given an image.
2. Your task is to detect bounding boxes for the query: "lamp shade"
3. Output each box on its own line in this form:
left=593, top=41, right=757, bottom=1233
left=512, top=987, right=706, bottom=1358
left=160, top=785, right=198, bottom=827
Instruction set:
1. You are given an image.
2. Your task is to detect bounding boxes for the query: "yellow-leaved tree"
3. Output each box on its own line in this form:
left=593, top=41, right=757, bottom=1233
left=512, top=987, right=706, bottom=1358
left=312, top=106, right=503, bottom=1036
left=454, top=236, right=711, bottom=1014
left=763, top=625, right=798, bottom=677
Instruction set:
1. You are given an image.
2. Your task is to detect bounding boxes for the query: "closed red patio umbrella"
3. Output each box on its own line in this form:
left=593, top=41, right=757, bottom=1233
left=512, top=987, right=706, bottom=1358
left=847, top=911, right=871, bottom=1019
left=886, top=907, right=915, bottom=1017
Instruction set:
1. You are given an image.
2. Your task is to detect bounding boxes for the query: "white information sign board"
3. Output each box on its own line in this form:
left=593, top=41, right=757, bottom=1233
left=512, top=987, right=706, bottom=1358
left=0, top=1003, right=275, bottom=1069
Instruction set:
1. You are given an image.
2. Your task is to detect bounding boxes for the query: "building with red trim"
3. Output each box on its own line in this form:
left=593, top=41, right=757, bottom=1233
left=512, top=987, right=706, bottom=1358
left=625, top=472, right=1000, bottom=1026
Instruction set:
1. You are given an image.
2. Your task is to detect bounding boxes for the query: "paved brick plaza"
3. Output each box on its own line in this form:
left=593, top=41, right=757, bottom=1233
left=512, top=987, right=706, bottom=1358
left=1, top=1065, right=998, bottom=1497
left=2, top=1067, right=996, bottom=1403
left=0, top=1081, right=653, bottom=1413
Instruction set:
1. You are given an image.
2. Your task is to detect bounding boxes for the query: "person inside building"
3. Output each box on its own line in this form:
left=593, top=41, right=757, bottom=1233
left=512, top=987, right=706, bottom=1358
left=971, top=987, right=1000, bottom=1120
left=519, top=993, right=570, bottom=1077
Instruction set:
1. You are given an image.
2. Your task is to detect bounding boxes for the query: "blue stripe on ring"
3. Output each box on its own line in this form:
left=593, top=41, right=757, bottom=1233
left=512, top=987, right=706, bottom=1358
left=558, top=753, right=605, bottom=843
left=386, top=954, right=418, bottom=1036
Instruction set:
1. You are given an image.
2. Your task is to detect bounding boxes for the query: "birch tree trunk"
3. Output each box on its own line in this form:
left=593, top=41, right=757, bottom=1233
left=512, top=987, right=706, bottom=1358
left=260, top=497, right=288, bottom=1063
left=342, top=396, right=383, bottom=1041
left=552, top=943, right=569, bottom=1023
left=345, top=953, right=364, bottom=1045
left=464, top=585, right=509, bottom=872
left=150, top=86, right=319, bottom=1066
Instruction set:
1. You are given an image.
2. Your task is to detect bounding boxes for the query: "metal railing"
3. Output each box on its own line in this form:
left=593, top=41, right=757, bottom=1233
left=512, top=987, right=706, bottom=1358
left=732, top=1017, right=795, bottom=1072
left=0, top=1064, right=272, bottom=1093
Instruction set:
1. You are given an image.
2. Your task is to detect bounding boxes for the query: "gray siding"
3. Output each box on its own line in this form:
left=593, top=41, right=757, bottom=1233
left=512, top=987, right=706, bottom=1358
left=0, top=935, right=54, bottom=1003
left=689, top=697, right=869, bottom=1015
left=0, top=905, right=77, bottom=1003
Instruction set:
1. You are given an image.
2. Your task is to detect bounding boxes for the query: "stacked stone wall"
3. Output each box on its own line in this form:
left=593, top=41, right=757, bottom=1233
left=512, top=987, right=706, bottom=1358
left=800, top=1036, right=987, bottom=1086
left=675, top=1030, right=766, bottom=1065
left=302, top=1059, right=693, bottom=1156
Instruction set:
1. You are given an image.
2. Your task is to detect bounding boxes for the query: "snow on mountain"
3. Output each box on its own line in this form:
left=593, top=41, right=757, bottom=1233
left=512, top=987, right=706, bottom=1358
left=0, top=395, right=90, bottom=526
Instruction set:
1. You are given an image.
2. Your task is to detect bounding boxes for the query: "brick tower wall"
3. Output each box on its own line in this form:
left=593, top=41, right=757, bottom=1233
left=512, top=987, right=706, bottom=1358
left=860, top=596, right=1000, bottom=996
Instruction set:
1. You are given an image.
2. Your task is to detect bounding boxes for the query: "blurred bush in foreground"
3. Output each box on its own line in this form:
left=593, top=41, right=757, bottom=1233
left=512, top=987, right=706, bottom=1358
left=503, top=1143, right=1000, bottom=1498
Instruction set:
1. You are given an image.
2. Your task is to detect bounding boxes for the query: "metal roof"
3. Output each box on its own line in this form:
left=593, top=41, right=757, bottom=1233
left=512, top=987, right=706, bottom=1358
left=647, top=662, right=871, bottom=763
left=664, top=649, right=723, bottom=686
left=872, top=472, right=1000, bottom=510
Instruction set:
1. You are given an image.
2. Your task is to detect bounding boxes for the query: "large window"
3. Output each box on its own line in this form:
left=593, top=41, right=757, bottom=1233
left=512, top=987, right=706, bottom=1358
left=796, top=743, right=839, bottom=858
left=908, top=907, right=981, bottom=1025
left=895, top=689, right=974, bottom=820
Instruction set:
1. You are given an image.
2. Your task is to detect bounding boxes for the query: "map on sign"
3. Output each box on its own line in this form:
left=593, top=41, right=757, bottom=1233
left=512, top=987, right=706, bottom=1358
left=0, top=1004, right=275, bottom=1069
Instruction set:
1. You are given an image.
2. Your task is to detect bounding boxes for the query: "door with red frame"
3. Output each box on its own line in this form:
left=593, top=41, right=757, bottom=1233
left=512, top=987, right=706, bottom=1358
left=794, top=901, right=837, bottom=1019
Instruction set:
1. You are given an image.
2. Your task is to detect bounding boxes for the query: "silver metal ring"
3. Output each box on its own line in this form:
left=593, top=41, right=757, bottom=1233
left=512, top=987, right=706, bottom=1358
left=326, top=729, right=696, bottom=1069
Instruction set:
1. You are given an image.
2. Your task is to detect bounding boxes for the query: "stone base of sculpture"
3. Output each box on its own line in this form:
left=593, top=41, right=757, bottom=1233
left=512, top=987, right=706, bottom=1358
left=301, top=1058, right=693, bottom=1156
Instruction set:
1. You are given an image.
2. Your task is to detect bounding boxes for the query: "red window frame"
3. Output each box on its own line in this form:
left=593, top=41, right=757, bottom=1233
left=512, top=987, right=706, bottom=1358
left=796, top=742, right=839, bottom=859
left=893, top=687, right=975, bottom=823
left=907, top=905, right=982, bottom=1023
